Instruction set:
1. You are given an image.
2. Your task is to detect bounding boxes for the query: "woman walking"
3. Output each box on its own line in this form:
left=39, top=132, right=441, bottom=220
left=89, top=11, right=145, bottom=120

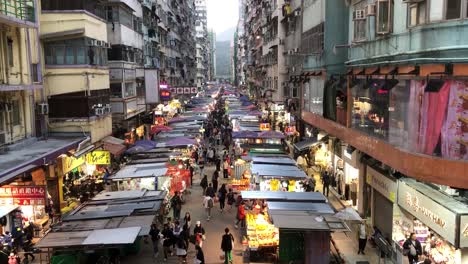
left=218, top=184, right=227, bottom=213
left=227, top=188, right=235, bottom=211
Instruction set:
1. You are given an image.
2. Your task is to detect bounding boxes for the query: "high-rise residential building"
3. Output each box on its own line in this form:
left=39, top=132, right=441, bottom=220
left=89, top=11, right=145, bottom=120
left=195, top=0, right=210, bottom=87
left=208, top=29, right=216, bottom=80
left=234, top=0, right=247, bottom=87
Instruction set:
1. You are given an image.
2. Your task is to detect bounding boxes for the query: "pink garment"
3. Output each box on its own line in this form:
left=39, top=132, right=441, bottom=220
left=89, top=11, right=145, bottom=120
left=441, top=81, right=468, bottom=160
left=418, top=81, right=450, bottom=155
left=407, top=81, right=425, bottom=153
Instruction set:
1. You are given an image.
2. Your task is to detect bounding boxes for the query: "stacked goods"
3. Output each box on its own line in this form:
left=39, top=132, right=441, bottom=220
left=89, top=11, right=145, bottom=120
left=245, top=212, right=279, bottom=248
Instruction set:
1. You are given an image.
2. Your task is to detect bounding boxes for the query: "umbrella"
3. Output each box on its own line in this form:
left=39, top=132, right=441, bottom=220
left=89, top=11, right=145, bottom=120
left=334, top=207, right=362, bottom=221
left=151, top=125, right=173, bottom=135
left=257, top=131, right=285, bottom=139
left=134, top=140, right=157, bottom=148
left=125, top=145, right=148, bottom=154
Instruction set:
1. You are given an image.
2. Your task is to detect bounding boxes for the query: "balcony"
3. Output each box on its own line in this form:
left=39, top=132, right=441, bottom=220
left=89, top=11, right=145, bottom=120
left=107, top=23, right=144, bottom=50
left=0, top=0, right=35, bottom=27
left=40, top=11, right=107, bottom=42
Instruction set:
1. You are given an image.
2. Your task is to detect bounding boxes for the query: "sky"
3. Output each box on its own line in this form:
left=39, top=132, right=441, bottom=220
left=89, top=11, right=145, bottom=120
left=206, top=0, right=239, bottom=34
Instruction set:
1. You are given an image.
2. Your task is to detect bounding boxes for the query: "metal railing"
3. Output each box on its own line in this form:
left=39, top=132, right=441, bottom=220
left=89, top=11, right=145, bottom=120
left=0, top=0, right=35, bottom=22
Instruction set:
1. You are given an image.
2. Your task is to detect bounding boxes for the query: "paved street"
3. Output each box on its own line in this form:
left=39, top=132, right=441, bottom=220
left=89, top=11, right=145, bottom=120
left=121, top=156, right=245, bottom=264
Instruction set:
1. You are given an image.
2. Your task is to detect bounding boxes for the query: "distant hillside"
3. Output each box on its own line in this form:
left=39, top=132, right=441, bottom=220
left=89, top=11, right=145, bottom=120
left=216, top=41, right=231, bottom=78
left=217, top=27, right=235, bottom=42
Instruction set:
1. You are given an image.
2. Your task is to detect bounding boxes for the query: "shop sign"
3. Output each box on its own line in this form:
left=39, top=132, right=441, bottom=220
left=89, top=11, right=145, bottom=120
left=366, top=166, right=397, bottom=203
left=397, top=182, right=458, bottom=246
left=62, top=156, right=86, bottom=174
left=459, top=215, right=468, bottom=248
left=183, top=87, right=191, bottom=94
left=86, top=151, right=111, bottom=165
left=0, top=186, right=46, bottom=206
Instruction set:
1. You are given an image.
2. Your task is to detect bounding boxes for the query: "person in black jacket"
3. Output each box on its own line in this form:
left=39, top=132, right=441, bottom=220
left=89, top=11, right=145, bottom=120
left=149, top=224, right=160, bottom=258
left=221, top=228, right=234, bottom=264
left=218, top=184, right=227, bottom=213
left=161, top=224, right=174, bottom=261
left=403, top=233, right=422, bottom=264
left=195, top=245, right=205, bottom=264
left=205, top=183, right=215, bottom=198
left=200, top=175, right=208, bottom=196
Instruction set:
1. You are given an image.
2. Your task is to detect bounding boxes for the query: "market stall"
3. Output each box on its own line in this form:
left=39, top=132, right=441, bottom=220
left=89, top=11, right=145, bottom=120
left=251, top=164, right=308, bottom=192
left=110, top=163, right=170, bottom=192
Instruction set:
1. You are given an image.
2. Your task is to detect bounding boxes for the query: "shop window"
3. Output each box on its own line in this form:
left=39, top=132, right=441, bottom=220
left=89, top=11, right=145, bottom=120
left=12, top=100, right=21, bottom=126
left=352, top=2, right=367, bottom=41
left=408, top=1, right=427, bottom=27
left=446, top=0, right=462, bottom=19
left=376, top=0, right=393, bottom=34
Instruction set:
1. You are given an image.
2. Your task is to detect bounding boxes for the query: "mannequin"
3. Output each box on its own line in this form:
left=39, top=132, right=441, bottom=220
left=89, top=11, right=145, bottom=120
left=350, top=178, right=358, bottom=206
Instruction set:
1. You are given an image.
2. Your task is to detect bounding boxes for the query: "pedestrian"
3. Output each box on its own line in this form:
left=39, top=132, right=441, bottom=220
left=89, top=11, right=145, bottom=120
left=322, top=171, right=330, bottom=197
left=212, top=170, right=219, bottom=193
left=221, top=227, right=235, bottom=264
left=200, top=175, right=208, bottom=195
left=203, top=195, right=214, bottom=221
left=171, top=191, right=183, bottom=220
left=149, top=223, right=160, bottom=258
left=199, top=160, right=205, bottom=178
left=235, top=201, right=246, bottom=229
left=215, top=156, right=221, bottom=171
left=8, top=253, right=18, bottom=264
left=183, top=212, right=191, bottom=229
left=175, top=236, right=187, bottom=263
left=357, top=220, right=367, bottom=255
left=227, top=188, right=235, bottom=211
left=22, top=239, right=35, bottom=262
left=205, top=183, right=215, bottom=198
left=189, top=165, right=194, bottom=187
left=193, top=221, right=206, bottom=248
left=195, top=245, right=205, bottom=264
left=162, top=224, right=174, bottom=261
left=403, top=233, right=422, bottom=264
left=223, top=159, right=229, bottom=178
left=218, top=184, right=227, bottom=213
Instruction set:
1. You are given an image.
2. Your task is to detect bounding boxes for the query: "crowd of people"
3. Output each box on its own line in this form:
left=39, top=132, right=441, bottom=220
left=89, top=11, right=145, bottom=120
left=1, top=221, right=37, bottom=264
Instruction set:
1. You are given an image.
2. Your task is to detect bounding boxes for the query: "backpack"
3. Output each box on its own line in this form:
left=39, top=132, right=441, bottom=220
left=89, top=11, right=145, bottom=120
left=207, top=198, right=213, bottom=208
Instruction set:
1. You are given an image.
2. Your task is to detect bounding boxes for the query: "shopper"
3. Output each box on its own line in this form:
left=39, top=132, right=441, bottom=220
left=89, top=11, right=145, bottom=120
left=195, top=245, right=205, bottom=264
left=205, top=183, right=215, bottom=198
left=212, top=170, right=219, bottom=193
left=171, top=191, right=183, bottom=220
left=357, top=220, right=367, bottom=255
left=403, top=233, right=422, bottom=264
left=162, top=224, right=174, bottom=261
left=175, top=236, right=187, bottom=263
left=322, top=171, right=330, bottom=197
left=200, top=175, right=208, bottom=196
left=203, top=195, right=214, bottom=221
left=223, top=159, right=230, bottom=178
left=221, top=228, right=235, bottom=264
left=193, top=221, right=206, bottom=248
left=8, top=253, right=19, bottom=264
left=227, top=188, right=235, bottom=211
left=149, top=223, right=160, bottom=258
left=183, top=212, right=192, bottom=229
left=235, top=201, right=246, bottom=229
left=218, top=184, right=228, bottom=213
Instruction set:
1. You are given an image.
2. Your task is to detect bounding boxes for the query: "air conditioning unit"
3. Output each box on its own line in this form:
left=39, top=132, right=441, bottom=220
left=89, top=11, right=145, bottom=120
left=293, top=48, right=299, bottom=53
left=279, top=38, right=284, bottom=45
left=365, top=4, right=376, bottom=16
left=294, top=10, right=301, bottom=17
left=38, top=103, right=49, bottom=115
left=96, top=40, right=102, bottom=46
left=88, top=39, right=97, bottom=46
left=95, top=108, right=104, bottom=116
left=104, top=42, right=111, bottom=48
left=104, top=104, right=112, bottom=113
left=353, top=9, right=365, bottom=20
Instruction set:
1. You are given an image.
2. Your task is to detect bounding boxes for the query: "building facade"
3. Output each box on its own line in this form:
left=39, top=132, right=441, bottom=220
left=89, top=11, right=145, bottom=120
left=208, top=29, right=216, bottom=80
left=195, top=0, right=210, bottom=87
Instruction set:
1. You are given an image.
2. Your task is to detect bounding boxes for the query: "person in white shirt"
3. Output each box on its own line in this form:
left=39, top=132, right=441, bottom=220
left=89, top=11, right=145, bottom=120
left=203, top=196, right=213, bottom=221
left=358, top=220, right=367, bottom=255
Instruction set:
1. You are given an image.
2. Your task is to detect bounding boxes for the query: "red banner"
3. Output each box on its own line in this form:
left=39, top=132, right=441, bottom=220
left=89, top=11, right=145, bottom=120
left=0, top=186, right=46, bottom=198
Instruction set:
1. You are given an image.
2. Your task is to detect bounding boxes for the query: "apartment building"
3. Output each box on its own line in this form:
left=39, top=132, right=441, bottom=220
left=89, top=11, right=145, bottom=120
left=195, top=0, right=210, bottom=87
left=208, top=29, right=216, bottom=80
left=234, top=0, right=247, bottom=88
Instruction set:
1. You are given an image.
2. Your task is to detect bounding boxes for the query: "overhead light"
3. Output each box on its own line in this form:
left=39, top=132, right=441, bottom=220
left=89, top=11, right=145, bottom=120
left=73, top=145, right=95, bottom=158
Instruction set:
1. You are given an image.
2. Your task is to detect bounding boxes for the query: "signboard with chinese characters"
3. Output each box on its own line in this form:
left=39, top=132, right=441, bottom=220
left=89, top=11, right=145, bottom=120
left=86, top=150, right=111, bottom=165
left=177, top=88, right=183, bottom=94
left=0, top=186, right=46, bottom=206
left=184, top=87, right=191, bottom=94
left=191, top=87, right=198, bottom=94
left=459, top=215, right=468, bottom=248
left=397, top=181, right=458, bottom=246
left=62, top=155, right=86, bottom=174
left=367, top=166, right=397, bottom=203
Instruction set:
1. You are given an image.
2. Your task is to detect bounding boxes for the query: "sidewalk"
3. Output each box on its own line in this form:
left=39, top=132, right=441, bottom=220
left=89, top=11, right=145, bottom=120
left=310, top=170, right=380, bottom=264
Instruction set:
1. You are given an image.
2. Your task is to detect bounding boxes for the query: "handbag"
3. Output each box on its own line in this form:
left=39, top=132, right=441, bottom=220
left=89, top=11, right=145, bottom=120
left=219, top=251, right=225, bottom=260
left=402, top=248, right=410, bottom=256
left=202, top=234, right=206, bottom=241
left=194, top=257, right=202, bottom=264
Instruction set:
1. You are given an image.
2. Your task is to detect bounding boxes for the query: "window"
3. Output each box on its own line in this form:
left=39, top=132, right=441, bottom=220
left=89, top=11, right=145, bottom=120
left=446, top=0, right=462, bottom=19
left=124, top=82, right=136, bottom=97
left=12, top=100, right=21, bottom=126
left=301, top=23, right=324, bottom=54
left=44, top=39, right=107, bottom=66
left=65, top=47, right=74, bottom=64
left=32, top=64, right=40, bottom=82
left=376, top=0, right=392, bottom=34
left=353, top=2, right=367, bottom=41
left=408, top=1, right=427, bottom=27
left=110, top=83, right=122, bottom=98
left=55, top=46, right=65, bottom=64
left=7, top=38, right=14, bottom=67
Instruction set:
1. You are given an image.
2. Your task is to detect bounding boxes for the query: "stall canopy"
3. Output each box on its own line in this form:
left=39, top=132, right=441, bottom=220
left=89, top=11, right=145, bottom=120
left=156, top=137, right=197, bottom=148
left=251, top=164, right=307, bottom=178
left=251, top=157, right=296, bottom=166
left=102, top=136, right=126, bottom=157
left=151, top=125, right=173, bottom=135
left=240, top=191, right=327, bottom=203
left=334, top=207, right=363, bottom=221
left=269, top=211, right=349, bottom=232
left=110, top=163, right=168, bottom=180
left=257, top=131, right=285, bottom=139
left=232, top=131, right=259, bottom=139
left=294, top=138, right=319, bottom=152
left=0, top=205, right=18, bottom=218
left=267, top=201, right=335, bottom=214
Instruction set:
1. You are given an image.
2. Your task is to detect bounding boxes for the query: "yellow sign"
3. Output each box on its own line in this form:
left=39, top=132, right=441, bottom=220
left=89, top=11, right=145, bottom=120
left=86, top=151, right=111, bottom=165
left=62, top=156, right=86, bottom=174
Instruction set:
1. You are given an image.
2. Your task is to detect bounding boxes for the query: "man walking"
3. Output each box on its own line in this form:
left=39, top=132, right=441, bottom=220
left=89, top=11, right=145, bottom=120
left=322, top=170, right=330, bottom=197
left=149, top=223, right=160, bottom=258
left=171, top=191, right=182, bottom=220
left=203, top=195, right=214, bottom=221
left=221, top=228, right=235, bottom=264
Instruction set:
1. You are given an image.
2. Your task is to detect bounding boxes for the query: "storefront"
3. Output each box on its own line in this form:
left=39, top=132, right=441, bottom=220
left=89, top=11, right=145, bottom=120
left=366, top=166, right=397, bottom=241
left=393, top=179, right=468, bottom=264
